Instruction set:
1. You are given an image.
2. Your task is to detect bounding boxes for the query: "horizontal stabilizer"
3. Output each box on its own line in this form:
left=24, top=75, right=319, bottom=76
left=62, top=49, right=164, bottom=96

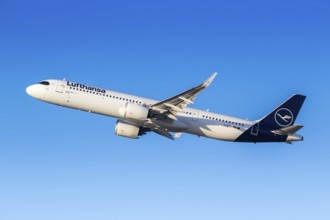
left=272, top=124, right=304, bottom=135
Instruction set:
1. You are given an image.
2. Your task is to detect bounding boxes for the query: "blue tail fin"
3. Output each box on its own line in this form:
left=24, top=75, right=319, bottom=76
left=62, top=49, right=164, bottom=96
left=259, top=94, right=306, bottom=129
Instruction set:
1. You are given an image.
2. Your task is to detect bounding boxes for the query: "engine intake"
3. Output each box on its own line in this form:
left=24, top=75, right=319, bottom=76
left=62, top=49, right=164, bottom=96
left=115, top=120, right=150, bottom=139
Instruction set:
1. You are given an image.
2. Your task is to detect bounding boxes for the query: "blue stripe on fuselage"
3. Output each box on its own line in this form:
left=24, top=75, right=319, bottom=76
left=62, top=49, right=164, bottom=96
left=235, top=124, right=287, bottom=143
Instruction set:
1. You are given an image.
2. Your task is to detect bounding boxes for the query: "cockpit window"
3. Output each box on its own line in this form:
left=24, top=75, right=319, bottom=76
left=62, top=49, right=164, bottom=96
left=39, top=81, right=50, bottom=86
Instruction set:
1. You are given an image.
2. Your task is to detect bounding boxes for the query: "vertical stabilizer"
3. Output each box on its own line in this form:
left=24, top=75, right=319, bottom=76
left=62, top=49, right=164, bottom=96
left=259, top=94, right=306, bottom=130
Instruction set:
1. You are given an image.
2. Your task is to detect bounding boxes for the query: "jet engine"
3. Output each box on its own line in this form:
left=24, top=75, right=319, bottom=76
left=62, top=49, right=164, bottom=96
left=119, top=102, right=149, bottom=120
left=115, top=120, right=149, bottom=139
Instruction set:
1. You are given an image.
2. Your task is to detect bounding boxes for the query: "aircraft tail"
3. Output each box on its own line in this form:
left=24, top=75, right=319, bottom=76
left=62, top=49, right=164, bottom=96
left=258, top=94, right=306, bottom=130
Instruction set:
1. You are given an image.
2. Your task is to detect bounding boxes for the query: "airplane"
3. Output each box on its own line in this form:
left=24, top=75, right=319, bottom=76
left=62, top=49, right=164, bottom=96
left=26, top=73, right=306, bottom=144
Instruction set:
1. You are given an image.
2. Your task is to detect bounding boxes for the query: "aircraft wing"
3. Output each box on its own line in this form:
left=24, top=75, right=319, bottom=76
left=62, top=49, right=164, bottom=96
left=145, top=122, right=175, bottom=140
left=127, top=73, right=217, bottom=139
left=151, top=73, right=217, bottom=118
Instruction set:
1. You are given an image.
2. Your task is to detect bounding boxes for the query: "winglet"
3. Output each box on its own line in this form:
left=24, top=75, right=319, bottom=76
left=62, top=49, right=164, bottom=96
left=202, top=72, right=218, bottom=88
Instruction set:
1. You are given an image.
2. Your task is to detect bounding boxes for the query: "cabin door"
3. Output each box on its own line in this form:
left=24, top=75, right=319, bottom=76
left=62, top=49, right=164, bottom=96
left=251, top=123, right=259, bottom=136
left=192, top=112, right=199, bottom=122
left=56, top=81, right=64, bottom=93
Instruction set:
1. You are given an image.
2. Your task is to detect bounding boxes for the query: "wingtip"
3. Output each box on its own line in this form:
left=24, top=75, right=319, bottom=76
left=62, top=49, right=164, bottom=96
left=210, top=72, right=218, bottom=79
left=202, top=72, right=218, bottom=87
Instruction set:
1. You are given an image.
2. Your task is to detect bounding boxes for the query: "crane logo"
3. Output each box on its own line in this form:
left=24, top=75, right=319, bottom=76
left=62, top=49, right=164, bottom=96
left=275, top=108, right=294, bottom=127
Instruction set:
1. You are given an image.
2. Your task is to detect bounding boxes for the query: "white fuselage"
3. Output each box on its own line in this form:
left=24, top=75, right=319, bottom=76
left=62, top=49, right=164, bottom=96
left=27, top=79, right=254, bottom=141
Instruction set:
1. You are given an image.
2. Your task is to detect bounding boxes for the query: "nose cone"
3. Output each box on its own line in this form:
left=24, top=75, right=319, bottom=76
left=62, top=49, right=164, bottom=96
left=26, top=85, right=34, bottom=96
left=26, top=84, right=42, bottom=99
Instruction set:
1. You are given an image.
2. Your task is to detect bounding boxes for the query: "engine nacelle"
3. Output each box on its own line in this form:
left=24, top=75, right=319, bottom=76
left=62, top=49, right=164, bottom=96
left=115, top=120, right=140, bottom=139
left=119, top=102, right=149, bottom=120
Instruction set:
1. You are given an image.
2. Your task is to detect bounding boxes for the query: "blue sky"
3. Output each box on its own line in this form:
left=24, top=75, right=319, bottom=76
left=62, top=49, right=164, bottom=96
left=1, top=0, right=329, bottom=219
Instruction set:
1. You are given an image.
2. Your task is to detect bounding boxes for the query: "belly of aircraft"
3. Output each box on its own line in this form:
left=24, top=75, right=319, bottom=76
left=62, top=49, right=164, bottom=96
left=190, top=125, right=244, bottom=141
